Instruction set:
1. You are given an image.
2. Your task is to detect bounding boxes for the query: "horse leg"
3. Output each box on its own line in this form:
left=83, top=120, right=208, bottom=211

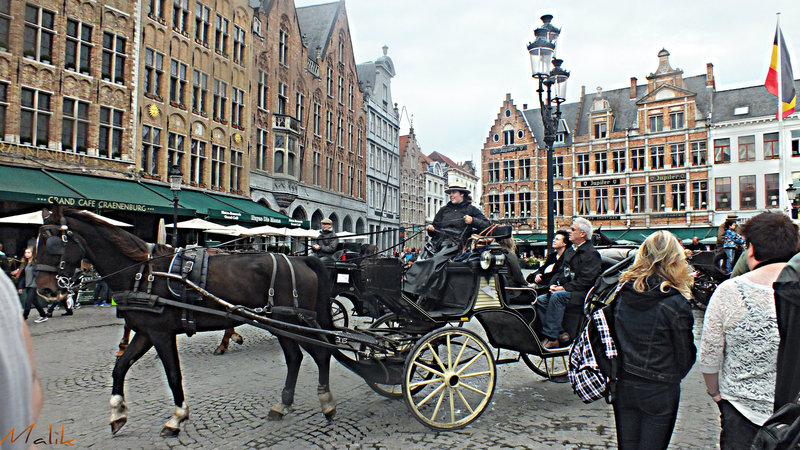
left=268, top=337, right=303, bottom=420
left=110, top=332, right=153, bottom=435
left=230, top=328, right=243, bottom=345
left=150, top=333, right=189, bottom=437
left=307, top=345, right=336, bottom=420
left=213, top=328, right=233, bottom=355
left=116, top=325, right=133, bottom=359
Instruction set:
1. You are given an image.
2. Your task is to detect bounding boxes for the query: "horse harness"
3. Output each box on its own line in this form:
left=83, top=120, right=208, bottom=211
left=37, top=222, right=85, bottom=293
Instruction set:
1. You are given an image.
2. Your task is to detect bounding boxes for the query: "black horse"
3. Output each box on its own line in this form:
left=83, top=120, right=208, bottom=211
left=34, top=205, right=335, bottom=437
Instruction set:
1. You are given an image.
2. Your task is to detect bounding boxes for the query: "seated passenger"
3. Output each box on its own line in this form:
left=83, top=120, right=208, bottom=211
left=497, top=237, right=531, bottom=303
left=527, top=230, right=569, bottom=288
left=536, top=218, right=602, bottom=349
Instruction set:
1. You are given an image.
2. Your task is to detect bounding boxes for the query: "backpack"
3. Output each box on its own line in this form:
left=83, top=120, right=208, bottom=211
left=568, top=281, right=624, bottom=404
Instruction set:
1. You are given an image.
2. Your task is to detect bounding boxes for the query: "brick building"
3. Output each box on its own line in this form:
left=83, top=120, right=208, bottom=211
left=399, top=129, right=425, bottom=248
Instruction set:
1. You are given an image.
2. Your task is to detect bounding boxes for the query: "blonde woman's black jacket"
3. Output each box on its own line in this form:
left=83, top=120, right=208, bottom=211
left=613, top=279, right=696, bottom=383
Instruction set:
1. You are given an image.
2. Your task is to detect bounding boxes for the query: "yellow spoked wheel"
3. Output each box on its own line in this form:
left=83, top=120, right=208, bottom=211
left=521, top=352, right=569, bottom=378
left=403, top=328, right=496, bottom=430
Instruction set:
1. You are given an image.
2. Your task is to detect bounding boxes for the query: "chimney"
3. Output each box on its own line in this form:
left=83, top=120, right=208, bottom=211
left=505, top=93, right=511, bottom=101
left=706, top=63, right=715, bottom=89
left=523, top=103, right=528, bottom=110
left=630, top=77, right=637, bottom=99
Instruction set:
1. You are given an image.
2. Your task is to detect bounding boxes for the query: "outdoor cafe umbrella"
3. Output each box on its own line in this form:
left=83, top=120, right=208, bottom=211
left=175, top=218, right=224, bottom=230
left=242, top=224, right=285, bottom=236
left=205, top=224, right=252, bottom=236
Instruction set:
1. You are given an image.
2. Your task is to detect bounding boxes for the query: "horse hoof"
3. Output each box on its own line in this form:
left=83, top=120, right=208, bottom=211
left=213, top=346, right=226, bottom=355
left=160, top=426, right=181, bottom=437
left=267, top=410, right=285, bottom=421
left=110, top=418, right=127, bottom=435
left=324, top=409, right=336, bottom=421
left=231, top=333, right=243, bottom=345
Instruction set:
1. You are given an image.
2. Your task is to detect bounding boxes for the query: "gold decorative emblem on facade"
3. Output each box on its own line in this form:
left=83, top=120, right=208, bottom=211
left=233, top=133, right=242, bottom=144
left=147, top=104, right=160, bottom=118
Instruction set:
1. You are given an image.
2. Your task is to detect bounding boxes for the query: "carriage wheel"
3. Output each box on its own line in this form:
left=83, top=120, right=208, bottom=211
left=330, top=298, right=349, bottom=329
left=520, top=352, right=569, bottom=378
left=403, top=328, right=496, bottom=430
left=364, top=313, right=432, bottom=399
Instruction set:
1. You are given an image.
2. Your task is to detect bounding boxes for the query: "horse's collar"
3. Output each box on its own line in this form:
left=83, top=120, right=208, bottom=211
left=145, top=242, right=157, bottom=259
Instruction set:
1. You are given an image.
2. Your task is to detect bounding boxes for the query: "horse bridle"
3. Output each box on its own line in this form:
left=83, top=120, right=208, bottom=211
left=37, top=220, right=86, bottom=292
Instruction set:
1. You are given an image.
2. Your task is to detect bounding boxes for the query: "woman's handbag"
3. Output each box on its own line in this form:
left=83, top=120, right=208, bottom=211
left=750, top=393, right=800, bottom=450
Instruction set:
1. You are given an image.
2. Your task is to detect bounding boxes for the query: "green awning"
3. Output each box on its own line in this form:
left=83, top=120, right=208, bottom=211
left=515, top=233, right=547, bottom=243
left=208, top=193, right=307, bottom=228
left=0, top=165, right=191, bottom=215
left=596, top=229, right=629, bottom=240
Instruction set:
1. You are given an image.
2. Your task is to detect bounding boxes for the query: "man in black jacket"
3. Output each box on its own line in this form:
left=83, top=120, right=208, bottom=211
left=312, top=218, right=338, bottom=261
left=527, top=230, right=569, bottom=287
left=537, top=218, right=602, bottom=349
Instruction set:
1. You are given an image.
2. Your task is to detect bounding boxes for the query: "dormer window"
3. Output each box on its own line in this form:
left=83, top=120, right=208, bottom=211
left=594, top=122, right=607, bottom=139
left=503, top=129, right=514, bottom=146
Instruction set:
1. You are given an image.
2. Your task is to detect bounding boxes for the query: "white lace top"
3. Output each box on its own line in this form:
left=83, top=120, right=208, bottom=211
left=698, top=277, right=779, bottom=426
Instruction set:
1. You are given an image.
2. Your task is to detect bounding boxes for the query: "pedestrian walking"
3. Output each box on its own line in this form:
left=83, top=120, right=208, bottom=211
left=14, top=247, right=48, bottom=323
left=612, top=230, right=696, bottom=450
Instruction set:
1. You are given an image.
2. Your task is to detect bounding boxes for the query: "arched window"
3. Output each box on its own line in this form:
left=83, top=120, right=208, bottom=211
left=274, top=150, right=284, bottom=173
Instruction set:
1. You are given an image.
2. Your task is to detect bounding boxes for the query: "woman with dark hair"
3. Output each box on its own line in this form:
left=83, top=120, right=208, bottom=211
left=13, top=248, right=48, bottom=323
left=700, top=212, right=800, bottom=449
left=612, top=230, right=696, bottom=450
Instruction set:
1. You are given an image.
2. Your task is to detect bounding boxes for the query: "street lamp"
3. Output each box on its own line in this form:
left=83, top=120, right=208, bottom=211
left=168, top=164, right=183, bottom=247
left=528, top=14, right=569, bottom=254
left=787, top=183, right=799, bottom=219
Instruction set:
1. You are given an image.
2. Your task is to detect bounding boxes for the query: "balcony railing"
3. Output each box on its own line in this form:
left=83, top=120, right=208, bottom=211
left=272, top=114, right=302, bottom=134
left=306, top=57, right=319, bottom=77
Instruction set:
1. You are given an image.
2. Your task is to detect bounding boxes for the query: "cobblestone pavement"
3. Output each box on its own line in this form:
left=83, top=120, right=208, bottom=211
left=29, top=304, right=720, bottom=449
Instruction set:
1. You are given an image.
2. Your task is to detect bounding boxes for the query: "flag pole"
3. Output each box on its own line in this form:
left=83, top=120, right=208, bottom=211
left=776, top=13, right=790, bottom=213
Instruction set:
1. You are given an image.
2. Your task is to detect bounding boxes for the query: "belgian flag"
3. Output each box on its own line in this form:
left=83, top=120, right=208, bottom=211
left=765, top=25, right=796, bottom=119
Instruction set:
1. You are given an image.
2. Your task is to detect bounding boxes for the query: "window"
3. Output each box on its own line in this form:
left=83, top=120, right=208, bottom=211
left=518, top=158, right=531, bottom=180
left=273, top=135, right=285, bottom=173
left=147, top=0, right=165, bottom=18
left=648, top=115, right=663, bottom=132
left=554, top=156, right=564, bottom=178
left=357, top=169, right=363, bottom=198
left=172, top=0, right=188, bottom=32
left=502, top=160, right=515, bottom=181
left=61, top=98, right=89, bottom=153
left=326, top=111, right=333, bottom=142
left=347, top=124, right=353, bottom=152
left=554, top=191, right=564, bottom=216
left=98, top=106, right=123, bottom=159
left=519, top=192, right=532, bottom=217
left=593, top=122, right=607, bottom=139
left=503, top=193, right=515, bottom=217
left=691, top=141, right=707, bottom=165
left=20, top=87, right=51, bottom=146
left=65, top=20, right=92, bottom=73
left=670, top=143, right=685, bottom=167
left=215, top=14, right=229, bottom=54
left=141, top=125, right=162, bottom=175
left=793, top=131, right=800, bottom=156
left=631, top=185, right=646, bottom=213
left=255, top=128, right=268, bottom=170
left=231, top=87, right=244, bottom=127
left=337, top=161, right=343, bottom=192
left=189, top=138, right=207, bottom=185
left=338, top=39, right=344, bottom=63
left=671, top=183, right=686, bottom=210
left=503, top=129, right=514, bottom=146
left=669, top=112, right=684, bottom=129
left=764, top=132, right=779, bottom=159
left=192, top=70, right=208, bottom=114
left=766, top=173, right=780, bottom=207
left=337, top=117, right=343, bottom=147
left=348, top=166, right=354, bottom=196
left=278, top=29, right=288, bottom=65
left=257, top=70, right=268, bottom=111
left=348, top=84, right=354, bottom=110
left=313, top=103, right=320, bottom=135
left=232, top=25, right=245, bottom=64
left=313, top=151, right=320, bottom=185
left=102, top=32, right=126, bottom=84
left=488, top=161, right=500, bottom=183
left=295, top=92, right=304, bottom=123
left=613, top=187, right=627, bottom=214
left=326, top=68, right=333, bottom=97
left=167, top=132, right=185, bottom=170
left=487, top=195, right=500, bottom=216
left=0, top=2, right=9, bottom=51
left=739, top=175, right=756, bottom=209
left=0, top=82, right=7, bottom=138
left=230, top=149, right=242, bottom=191
left=23, top=5, right=55, bottom=63
left=612, top=150, right=626, bottom=173
left=631, top=148, right=645, bottom=171
left=338, top=76, right=344, bottom=104
left=210, top=144, right=225, bottom=188
left=594, top=152, right=607, bottom=174
left=738, top=135, right=755, bottom=161
left=213, top=79, right=227, bottom=121
left=577, top=153, right=590, bottom=176
left=577, top=189, right=590, bottom=215
left=595, top=188, right=608, bottom=214
left=650, top=146, right=664, bottom=169
left=651, top=184, right=666, bottom=212
left=144, top=48, right=164, bottom=97
left=715, top=177, right=731, bottom=210
left=714, top=138, right=731, bottom=163
left=357, top=128, right=363, bottom=156
left=169, top=59, right=187, bottom=105
left=692, top=181, right=708, bottom=210
left=195, top=3, right=211, bottom=45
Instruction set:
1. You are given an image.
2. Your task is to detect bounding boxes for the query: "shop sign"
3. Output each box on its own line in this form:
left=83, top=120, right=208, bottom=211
left=40, top=195, right=152, bottom=212
left=490, top=144, right=528, bottom=154
left=581, top=179, right=620, bottom=187
left=649, top=173, right=686, bottom=182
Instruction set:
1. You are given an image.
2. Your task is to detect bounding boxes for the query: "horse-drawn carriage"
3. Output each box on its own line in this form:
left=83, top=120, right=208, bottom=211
left=34, top=206, right=634, bottom=433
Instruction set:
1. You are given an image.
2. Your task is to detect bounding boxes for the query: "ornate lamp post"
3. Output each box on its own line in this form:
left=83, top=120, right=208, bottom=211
left=787, top=183, right=799, bottom=219
left=168, top=164, right=183, bottom=247
left=528, top=14, right=569, bottom=254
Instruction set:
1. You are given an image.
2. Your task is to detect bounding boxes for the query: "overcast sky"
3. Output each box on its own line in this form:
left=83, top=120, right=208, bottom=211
left=295, top=0, right=800, bottom=165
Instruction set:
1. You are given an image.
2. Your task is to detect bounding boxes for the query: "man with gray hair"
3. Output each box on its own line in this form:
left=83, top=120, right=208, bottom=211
left=537, top=217, right=602, bottom=349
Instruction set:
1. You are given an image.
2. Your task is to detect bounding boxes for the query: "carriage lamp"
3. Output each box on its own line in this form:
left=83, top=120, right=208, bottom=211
left=528, top=14, right=569, bottom=255
left=169, top=164, right=183, bottom=247
left=479, top=248, right=506, bottom=270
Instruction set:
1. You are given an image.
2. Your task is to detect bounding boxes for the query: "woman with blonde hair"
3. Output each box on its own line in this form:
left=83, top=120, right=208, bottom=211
left=612, top=230, right=696, bottom=450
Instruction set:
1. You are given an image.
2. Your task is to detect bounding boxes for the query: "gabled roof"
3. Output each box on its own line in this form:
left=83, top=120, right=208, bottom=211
left=356, top=61, right=376, bottom=94
left=522, top=100, right=580, bottom=148
left=712, top=80, right=800, bottom=122
left=427, top=151, right=460, bottom=168
left=296, top=1, right=340, bottom=58
left=636, top=83, right=697, bottom=105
